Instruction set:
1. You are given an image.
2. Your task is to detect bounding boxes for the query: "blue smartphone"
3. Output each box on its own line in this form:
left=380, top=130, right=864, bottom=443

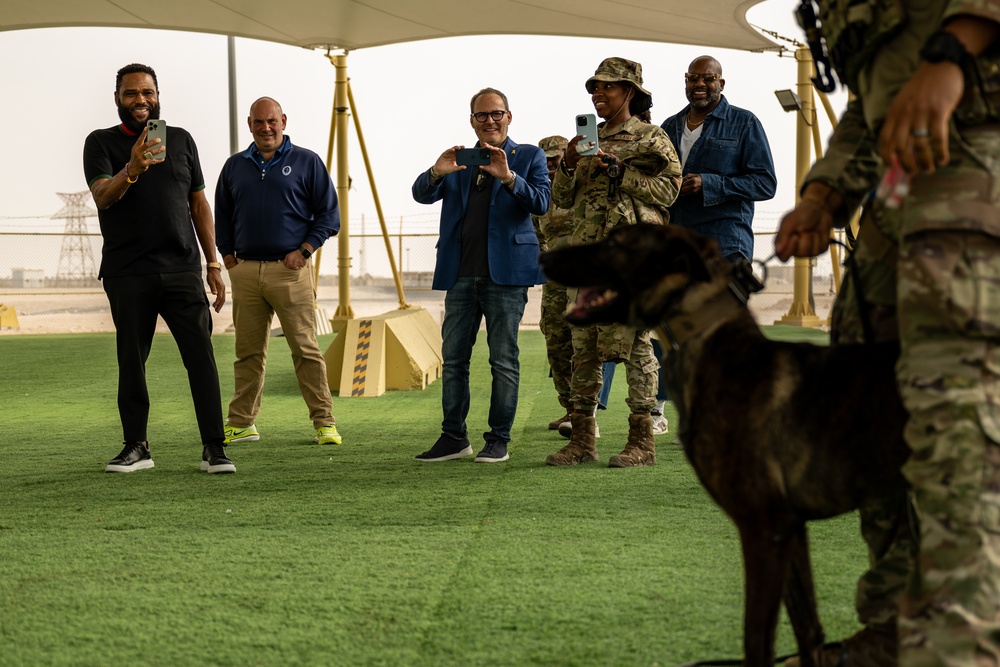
left=576, top=114, right=599, bottom=156
left=455, top=147, right=491, bottom=166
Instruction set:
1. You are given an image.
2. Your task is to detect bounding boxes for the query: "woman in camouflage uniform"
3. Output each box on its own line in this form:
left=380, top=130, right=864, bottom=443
left=545, top=57, right=681, bottom=468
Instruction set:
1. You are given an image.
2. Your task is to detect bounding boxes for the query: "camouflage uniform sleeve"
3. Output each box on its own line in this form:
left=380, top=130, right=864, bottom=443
left=532, top=213, right=548, bottom=252
left=618, top=126, right=683, bottom=209
left=803, top=98, right=881, bottom=228
left=551, top=165, right=578, bottom=210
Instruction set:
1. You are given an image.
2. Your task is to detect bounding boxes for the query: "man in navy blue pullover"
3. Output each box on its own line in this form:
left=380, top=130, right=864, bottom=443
left=215, top=97, right=342, bottom=448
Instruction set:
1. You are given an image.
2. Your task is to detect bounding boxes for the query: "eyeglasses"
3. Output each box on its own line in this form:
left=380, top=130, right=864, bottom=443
left=685, top=73, right=720, bottom=84
left=472, top=109, right=509, bottom=122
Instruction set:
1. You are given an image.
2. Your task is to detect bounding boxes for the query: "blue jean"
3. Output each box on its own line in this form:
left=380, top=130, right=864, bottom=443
left=597, top=361, right=617, bottom=410
left=651, top=339, right=669, bottom=401
left=441, top=277, right=528, bottom=444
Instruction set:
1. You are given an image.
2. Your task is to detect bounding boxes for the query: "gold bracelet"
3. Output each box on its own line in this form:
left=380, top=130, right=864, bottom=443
left=206, top=262, right=222, bottom=270
left=124, top=164, right=138, bottom=184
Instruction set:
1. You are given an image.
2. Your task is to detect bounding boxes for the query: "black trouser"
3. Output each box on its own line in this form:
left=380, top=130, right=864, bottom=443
left=103, top=271, right=224, bottom=445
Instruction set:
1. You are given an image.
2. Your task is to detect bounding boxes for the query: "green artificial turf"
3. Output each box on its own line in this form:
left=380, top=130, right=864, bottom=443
left=0, top=325, right=865, bottom=666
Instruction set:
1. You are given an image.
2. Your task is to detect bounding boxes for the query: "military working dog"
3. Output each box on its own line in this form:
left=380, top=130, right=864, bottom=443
left=539, top=223, right=910, bottom=667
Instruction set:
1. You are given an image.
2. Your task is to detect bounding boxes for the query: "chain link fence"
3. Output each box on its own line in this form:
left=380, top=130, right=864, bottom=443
left=0, top=224, right=844, bottom=336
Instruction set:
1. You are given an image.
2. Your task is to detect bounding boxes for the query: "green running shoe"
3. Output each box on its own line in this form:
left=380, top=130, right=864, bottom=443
left=224, top=424, right=260, bottom=444
left=315, top=424, right=342, bottom=445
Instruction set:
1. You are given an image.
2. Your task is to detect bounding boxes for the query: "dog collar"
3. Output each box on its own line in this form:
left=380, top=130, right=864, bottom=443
left=656, top=281, right=748, bottom=351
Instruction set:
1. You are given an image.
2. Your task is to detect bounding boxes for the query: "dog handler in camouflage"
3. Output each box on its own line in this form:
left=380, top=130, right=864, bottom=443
left=545, top=57, right=681, bottom=468
left=776, top=1, right=1000, bottom=663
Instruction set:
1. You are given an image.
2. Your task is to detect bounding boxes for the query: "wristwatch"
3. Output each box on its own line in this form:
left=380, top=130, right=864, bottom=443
left=298, top=246, right=312, bottom=259
left=919, top=31, right=970, bottom=65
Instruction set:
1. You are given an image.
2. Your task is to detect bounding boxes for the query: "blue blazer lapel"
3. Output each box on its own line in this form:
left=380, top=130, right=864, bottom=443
left=490, top=141, right=519, bottom=201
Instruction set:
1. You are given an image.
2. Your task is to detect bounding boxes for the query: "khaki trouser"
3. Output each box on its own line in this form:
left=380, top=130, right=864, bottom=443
left=226, top=259, right=334, bottom=430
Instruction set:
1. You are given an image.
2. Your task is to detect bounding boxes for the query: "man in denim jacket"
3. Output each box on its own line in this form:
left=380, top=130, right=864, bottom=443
left=660, top=55, right=777, bottom=262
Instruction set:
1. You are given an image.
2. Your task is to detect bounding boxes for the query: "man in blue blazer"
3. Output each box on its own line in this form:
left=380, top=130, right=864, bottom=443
left=412, top=87, right=550, bottom=464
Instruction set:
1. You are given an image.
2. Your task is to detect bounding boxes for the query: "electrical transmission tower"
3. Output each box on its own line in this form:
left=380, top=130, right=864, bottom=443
left=52, top=191, right=99, bottom=286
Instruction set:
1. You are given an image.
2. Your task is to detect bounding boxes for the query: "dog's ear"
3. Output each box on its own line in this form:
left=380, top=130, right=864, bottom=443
left=666, top=234, right=715, bottom=283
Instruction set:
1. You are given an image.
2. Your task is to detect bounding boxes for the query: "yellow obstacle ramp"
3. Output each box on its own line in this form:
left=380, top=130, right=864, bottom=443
left=0, top=304, right=20, bottom=329
left=324, top=307, right=442, bottom=398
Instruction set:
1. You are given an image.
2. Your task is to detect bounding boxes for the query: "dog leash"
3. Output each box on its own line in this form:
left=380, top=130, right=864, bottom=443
left=759, top=241, right=878, bottom=346
left=827, top=238, right=878, bottom=346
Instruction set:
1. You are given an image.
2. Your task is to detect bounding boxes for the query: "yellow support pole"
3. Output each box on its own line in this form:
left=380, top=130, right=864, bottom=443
left=330, top=53, right=354, bottom=319
left=809, top=86, right=842, bottom=294
left=777, top=46, right=822, bottom=327
left=319, top=52, right=441, bottom=396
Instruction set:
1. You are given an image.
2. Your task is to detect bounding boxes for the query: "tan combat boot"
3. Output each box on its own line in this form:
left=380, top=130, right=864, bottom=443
left=608, top=413, right=656, bottom=468
left=545, top=413, right=599, bottom=466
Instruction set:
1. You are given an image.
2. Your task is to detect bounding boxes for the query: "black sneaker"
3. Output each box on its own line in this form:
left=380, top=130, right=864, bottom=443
left=414, top=434, right=473, bottom=462
left=105, top=441, right=154, bottom=473
left=474, top=439, right=510, bottom=463
left=201, top=442, right=236, bottom=474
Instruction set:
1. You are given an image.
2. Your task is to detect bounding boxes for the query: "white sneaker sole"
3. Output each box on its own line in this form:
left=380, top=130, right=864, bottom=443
left=105, top=460, right=155, bottom=473
left=225, top=434, right=260, bottom=444
left=414, top=446, right=474, bottom=462
left=201, top=461, right=237, bottom=474
left=474, top=453, right=510, bottom=463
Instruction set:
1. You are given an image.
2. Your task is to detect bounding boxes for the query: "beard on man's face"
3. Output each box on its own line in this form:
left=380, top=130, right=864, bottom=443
left=117, top=100, right=161, bottom=134
left=686, top=88, right=720, bottom=111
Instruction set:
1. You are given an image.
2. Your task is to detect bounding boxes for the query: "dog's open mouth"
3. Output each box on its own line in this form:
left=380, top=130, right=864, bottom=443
left=566, top=286, right=624, bottom=325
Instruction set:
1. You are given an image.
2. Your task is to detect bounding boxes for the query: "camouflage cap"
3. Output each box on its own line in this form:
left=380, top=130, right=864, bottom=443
left=585, top=57, right=652, bottom=97
left=538, top=135, right=569, bottom=157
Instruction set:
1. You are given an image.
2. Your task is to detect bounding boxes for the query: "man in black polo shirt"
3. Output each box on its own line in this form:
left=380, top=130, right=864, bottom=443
left=83, top=62, right=235, bottom=474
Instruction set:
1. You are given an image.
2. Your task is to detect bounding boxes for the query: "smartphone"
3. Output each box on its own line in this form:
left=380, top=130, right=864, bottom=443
left=455, top=147, right=491, bottom=166
left=576, top=114, right=599, bottom=156
left=146, top=119, right=167, bottom=159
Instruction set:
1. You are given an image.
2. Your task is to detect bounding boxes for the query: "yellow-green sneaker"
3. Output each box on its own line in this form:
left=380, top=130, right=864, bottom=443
left=224, top=424, right=260, bottom=444
left=315, top=424, right=342, bottom=445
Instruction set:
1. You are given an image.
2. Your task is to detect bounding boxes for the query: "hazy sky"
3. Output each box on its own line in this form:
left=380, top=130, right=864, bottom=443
left=0, top=0, right=847, bottom=275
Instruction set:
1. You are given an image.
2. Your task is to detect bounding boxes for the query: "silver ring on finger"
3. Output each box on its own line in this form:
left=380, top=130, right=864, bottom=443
left=911, top=128, right=930, bottom=138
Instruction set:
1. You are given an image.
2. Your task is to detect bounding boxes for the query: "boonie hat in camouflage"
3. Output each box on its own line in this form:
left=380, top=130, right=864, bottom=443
left=585, top=57, right=652, bottom=97
left=538, top=135, right=569, bottom=157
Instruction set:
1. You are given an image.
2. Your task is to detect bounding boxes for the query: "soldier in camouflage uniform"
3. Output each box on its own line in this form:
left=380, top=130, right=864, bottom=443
left=533, top=135, right=578, bottom=429
left=545, top=57, right=682, bottom=468
left=776, top=1, right=1000, bottom=664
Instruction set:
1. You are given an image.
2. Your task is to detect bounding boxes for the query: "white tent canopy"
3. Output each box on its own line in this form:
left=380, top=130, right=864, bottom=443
left=0, top=0, right=779, bottom=52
